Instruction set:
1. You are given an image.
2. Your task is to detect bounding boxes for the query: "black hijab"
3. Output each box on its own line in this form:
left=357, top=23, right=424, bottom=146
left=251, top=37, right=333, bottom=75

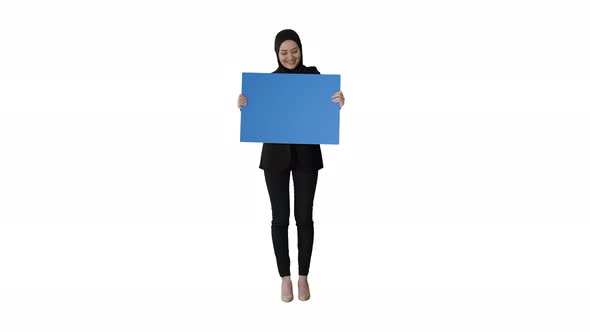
left=273, top=29, right=319, bottom=74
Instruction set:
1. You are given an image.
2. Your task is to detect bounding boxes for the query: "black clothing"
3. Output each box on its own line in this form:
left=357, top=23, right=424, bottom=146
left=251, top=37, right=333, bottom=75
left=262, top=29, right=323, bottom=277
left=259, top=29, right=323, bottom=171
left=259, top=143, right=323, bottom=171
left=264, top=169, right=318, bottom=277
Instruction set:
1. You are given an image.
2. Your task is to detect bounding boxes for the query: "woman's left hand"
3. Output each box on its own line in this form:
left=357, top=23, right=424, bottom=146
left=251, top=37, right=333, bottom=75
left=331, top=91, right=345, bottom=108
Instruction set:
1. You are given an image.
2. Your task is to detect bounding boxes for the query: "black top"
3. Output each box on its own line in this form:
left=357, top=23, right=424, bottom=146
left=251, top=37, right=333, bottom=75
left=259, top=29, right=324, bottom=171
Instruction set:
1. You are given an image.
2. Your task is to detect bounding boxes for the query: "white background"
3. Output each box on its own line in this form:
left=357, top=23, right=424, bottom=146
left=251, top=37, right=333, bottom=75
left=1, top=0, right=589, bottom=331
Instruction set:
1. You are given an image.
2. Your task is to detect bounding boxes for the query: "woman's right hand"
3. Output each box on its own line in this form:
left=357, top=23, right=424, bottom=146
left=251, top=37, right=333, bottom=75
left=237, top=94, right=247, bottom=110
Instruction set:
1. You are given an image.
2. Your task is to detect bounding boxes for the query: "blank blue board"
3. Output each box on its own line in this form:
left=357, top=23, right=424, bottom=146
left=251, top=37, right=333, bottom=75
left=240, top=72, right=341, bottom=144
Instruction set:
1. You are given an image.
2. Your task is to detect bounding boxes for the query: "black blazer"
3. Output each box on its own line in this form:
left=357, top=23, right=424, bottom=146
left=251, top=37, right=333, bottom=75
left=259, top=143, right=323, bottom=171
left=259, top=65, right=324, bottom=171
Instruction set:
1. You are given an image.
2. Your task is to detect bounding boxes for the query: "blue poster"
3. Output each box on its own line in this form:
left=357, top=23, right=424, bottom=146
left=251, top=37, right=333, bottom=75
left=240, top=72, right=341, bottom=144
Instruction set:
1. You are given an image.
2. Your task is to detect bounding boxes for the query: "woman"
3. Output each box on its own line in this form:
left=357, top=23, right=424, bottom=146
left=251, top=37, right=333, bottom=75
left=238, top=29, right=345, bottom=302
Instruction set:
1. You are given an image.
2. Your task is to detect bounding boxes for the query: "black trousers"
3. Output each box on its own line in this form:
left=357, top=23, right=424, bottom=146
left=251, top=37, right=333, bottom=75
left=264, top=169, right=319, bottom=277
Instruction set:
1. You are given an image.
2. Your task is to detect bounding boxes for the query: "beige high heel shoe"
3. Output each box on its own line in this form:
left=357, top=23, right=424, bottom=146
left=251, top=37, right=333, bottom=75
left=281, top=277, right=294, bottom=302
left=298, top=279, right=310, bottom=301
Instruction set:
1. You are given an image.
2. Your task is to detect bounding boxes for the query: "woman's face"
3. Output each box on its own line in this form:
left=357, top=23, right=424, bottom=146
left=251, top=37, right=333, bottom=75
left=278, top=40, right=301, bottom=70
